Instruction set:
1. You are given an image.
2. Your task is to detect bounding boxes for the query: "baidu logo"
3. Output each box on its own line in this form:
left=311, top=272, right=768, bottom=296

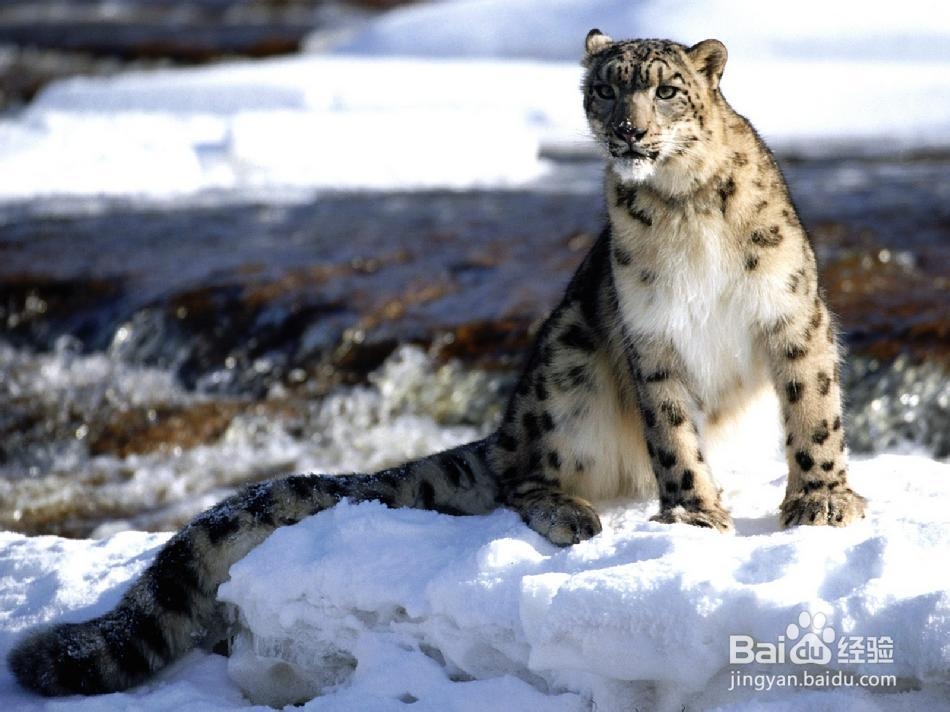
left=729, top=610, right=894, bottom=666
left=727, top=610, right=898, bottom=692
left=730, top=610, right=835, bottom=665
left=786, top=611, right=835, bottom=664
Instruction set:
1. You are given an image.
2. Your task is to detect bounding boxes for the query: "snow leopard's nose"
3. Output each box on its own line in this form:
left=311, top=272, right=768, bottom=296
left=613, top=120, right=646, bottom=144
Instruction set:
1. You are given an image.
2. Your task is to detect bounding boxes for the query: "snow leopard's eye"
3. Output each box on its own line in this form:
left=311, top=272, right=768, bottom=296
left=655, top=85, right=679, bottom=100
left=593, top=83, right=616, bottom=101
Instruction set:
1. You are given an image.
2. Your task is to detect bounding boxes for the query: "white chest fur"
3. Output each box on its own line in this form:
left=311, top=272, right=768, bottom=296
left=611, top=201, right=769, bottom=409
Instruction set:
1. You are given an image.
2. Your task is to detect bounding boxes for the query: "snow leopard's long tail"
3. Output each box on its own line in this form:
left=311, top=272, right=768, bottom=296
left=8, top=439, right=499, bottom=696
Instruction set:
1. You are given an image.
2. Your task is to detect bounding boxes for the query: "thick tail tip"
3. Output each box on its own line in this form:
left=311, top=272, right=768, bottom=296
left=8, top=626, right=69, bottom=696
left=7, top=622, right=123, bottom=696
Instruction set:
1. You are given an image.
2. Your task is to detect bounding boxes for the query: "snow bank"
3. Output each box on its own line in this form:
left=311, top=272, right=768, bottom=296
left=215, top=453, right=950, bottom=710
left=2, top=453, right=948, bottom=710
left=1, top=0, right=949, bottom=201
left=0, top=57, right=564, bottom=200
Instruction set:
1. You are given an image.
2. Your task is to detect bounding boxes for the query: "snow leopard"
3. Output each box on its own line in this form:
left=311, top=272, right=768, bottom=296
left=8, top=31, right=866, bottom=696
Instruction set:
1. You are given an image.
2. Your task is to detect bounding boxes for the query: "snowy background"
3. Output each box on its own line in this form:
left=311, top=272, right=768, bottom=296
left=1, top=0, right=949, bottom=710
left=3, top=0, right=950, bottom=201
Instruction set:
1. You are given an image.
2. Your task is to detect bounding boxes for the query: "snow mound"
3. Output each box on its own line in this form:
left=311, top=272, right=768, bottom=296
left=216, top=454, right=950, bottom=710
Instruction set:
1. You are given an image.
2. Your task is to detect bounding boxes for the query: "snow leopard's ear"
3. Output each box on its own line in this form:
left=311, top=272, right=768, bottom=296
left=687, top=39, right=728, bottom=90
left=584, top=29, right=613, bottom=61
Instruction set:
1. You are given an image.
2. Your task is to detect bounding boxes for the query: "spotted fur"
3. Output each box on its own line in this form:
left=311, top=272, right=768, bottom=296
left=8, top=30, right=866, bottom=697
left=573, top=29, right=865, bottom=531
left=8, top=445, right=499, bottom=696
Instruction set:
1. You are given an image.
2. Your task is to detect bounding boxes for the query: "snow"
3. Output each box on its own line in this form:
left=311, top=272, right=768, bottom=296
left=0, top=58, right=555, bottom=199
left=327, top=0, right=950, bottom=63
left=1, top=0, right=949, bottom=201
left=219, top=454, right=950, bottom=710
left=2, top=452, right=949, bottom=710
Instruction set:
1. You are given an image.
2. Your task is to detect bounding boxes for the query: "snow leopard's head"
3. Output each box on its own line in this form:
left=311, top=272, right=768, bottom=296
left=582, top=31, right=728, bottom=189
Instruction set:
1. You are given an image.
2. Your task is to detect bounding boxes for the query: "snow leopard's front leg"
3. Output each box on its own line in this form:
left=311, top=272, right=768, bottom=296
left=628, top=336, right=734, bottom=532
left=763, top=282, right=866, bottom=526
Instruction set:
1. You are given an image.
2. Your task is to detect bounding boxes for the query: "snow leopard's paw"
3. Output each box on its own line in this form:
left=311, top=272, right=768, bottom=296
left=651, top=501, right=734, bottom=533
left=780, top=488, right=867, bottom=527
left=519, top=493, right=603, bottom=546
